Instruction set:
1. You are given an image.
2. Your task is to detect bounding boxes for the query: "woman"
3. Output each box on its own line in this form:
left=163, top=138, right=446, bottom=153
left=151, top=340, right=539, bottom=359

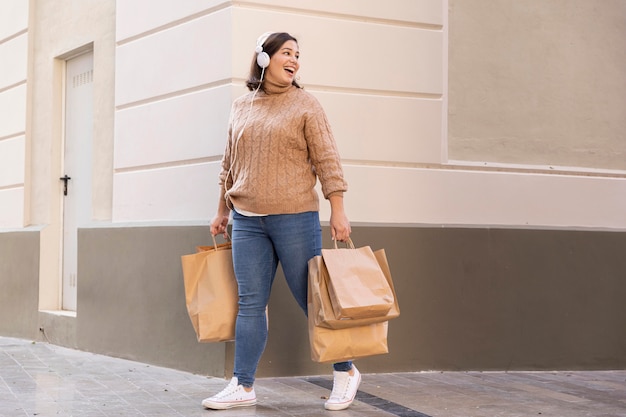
left=203, top=32, right=360, bottom=411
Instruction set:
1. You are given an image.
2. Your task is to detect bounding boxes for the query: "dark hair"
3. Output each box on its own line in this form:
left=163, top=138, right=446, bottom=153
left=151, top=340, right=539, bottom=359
left=246, top=32, right=301, bottom=91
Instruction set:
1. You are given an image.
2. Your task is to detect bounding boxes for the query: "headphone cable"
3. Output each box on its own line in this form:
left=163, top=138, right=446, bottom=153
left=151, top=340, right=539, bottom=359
left=224, top=67, right=266, bottom=205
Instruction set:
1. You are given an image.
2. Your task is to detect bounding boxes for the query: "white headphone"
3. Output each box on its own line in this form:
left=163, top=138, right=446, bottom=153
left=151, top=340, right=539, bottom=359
left=255, top=32, right=272, bottom=68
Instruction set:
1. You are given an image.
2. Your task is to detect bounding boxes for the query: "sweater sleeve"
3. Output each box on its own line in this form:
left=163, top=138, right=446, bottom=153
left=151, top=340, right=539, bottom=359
left=302, top=92, right=348, bottom=199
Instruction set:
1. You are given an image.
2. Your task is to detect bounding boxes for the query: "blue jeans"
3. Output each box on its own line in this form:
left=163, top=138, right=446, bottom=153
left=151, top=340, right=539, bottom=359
left=231, top=210, right=352, bottom=387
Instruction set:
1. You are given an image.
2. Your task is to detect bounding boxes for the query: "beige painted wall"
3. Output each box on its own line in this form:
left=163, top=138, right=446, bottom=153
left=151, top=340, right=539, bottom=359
left=448, top=0, right=626, bottom=170
left=28, top=0, right=116, bottom=309
left=0, top=0, right=28, bottom=228
left=112, top=1, right=446, bottom=224
left=110, top=0, right=626, bottom=230
left=29, top=0, right=115, bottom=225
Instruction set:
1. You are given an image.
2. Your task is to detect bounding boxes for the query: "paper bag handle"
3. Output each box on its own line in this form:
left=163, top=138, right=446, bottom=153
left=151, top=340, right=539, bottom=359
left=333, top=237, right=356, bottom=249
left=212, top=232, right=231, bottom=250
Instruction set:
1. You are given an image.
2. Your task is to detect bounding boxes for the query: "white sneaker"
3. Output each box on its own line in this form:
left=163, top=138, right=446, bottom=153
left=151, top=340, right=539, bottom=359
left=201, top=377, right=257, bottom=410
left=324, top=365, right=361, bottom=411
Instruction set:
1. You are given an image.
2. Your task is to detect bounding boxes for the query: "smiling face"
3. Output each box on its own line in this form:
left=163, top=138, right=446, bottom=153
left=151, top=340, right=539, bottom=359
left=265, top=40, right=300, bottom=87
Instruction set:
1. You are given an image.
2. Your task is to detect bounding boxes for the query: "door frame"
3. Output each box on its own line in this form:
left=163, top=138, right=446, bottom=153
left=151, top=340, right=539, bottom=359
left=38, top=43, right=94, bottom=314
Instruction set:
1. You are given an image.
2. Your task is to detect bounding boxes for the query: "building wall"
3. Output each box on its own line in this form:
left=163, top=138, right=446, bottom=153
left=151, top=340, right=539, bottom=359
left=111, top=0, right=445, bottom=224
left=448, top=0, right=626, bottom=170
left=110, top=1, right=626, bottom=228
left=0, top=0, right=625, bottom=377
left=74, top=223, right=626, bottom=376
left=26, top=0, right=117, bottom=312
left=0, top=229, right=40, bottom=339
left=0, top=0, right=38, bottom=342
left=0, top=0, right=29, bottom=228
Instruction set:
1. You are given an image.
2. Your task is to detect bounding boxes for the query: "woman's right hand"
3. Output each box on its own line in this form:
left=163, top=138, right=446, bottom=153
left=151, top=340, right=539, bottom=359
left=210, top=213, right=230, bottom=238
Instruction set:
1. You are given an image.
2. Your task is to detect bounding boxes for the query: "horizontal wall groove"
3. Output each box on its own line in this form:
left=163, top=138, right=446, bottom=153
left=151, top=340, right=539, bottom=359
left=302, top=83, right=443, bottom=100
left=346, top=221, right=626, bottom=233
left=0, top=80, right=27, bottom=95
left=115, top=3, right=441, bottom=48
left=235, top=79, right=442, bottom=100
left=114, top=156, right=222, bottom=174
left=445, top=160, right=626, bottom=179
left=116, top=2, right=230, bottom=46
left=0, top=28, right=28, bottom=46
left=0, top=183, right=24, bottom=191
left=115, top=79, right=231, bottom=111
left=117, top=78, right=441, bottom=114
left=0, top=131, right=26, bottom=142
left=236, top=1, right=443, bottom=30
left=343, top=159, right=626, bottom=179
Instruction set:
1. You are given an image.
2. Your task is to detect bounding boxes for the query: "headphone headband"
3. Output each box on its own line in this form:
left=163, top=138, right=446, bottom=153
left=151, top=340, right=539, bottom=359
left=255, top=32, right=273, bottom=68
left=256, top=32, right=272, bottom=49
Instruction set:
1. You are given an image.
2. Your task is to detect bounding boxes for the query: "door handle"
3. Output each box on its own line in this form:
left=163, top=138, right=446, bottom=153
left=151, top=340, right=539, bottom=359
left=60, top=175, right=71, bottom=196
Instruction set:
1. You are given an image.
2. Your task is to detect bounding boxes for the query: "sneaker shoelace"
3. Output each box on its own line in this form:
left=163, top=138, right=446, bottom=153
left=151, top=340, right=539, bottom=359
left=214, top=380, right=241, bottom=399
left=330, top=372, right=350, bottom=399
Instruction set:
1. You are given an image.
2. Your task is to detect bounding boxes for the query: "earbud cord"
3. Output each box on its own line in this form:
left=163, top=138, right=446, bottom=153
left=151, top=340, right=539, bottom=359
left=224, top=67, right=265, bottom=205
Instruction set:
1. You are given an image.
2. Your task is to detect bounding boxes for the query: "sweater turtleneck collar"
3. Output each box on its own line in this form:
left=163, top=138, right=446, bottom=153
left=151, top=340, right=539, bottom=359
left=262, top=79, right=294, bottom=95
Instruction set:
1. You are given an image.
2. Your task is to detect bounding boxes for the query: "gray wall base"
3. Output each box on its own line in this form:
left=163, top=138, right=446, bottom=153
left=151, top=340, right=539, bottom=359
left=1, top=224, right=625, bottom=376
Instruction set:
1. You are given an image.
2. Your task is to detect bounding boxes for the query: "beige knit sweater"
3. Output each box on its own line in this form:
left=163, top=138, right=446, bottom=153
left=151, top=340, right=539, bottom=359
left=219, top=81, right=347, bottom=214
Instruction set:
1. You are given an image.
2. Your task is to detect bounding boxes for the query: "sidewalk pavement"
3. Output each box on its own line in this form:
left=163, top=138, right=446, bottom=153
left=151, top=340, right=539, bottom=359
left=1, top=336, right=624, bottom=417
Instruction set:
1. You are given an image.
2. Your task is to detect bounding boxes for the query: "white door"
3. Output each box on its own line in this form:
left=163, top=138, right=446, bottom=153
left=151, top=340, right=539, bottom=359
left=61, top=51, right=94, bottom=311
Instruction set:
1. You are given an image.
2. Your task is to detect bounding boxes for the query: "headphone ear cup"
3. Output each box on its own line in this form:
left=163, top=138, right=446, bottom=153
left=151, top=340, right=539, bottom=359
left=257, top=51, right=270, bottom=69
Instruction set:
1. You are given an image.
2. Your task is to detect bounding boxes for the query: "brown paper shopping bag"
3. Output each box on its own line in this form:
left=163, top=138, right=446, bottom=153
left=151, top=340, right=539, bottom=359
left=308, top=313, right=389, bottom=363
left=308, top=274, right=389, bottom=363
left=309, top=247, right=399, bottom=329
left=181, top=235, right=238, bottom=342
left=322, top=239, right=395, bottom=320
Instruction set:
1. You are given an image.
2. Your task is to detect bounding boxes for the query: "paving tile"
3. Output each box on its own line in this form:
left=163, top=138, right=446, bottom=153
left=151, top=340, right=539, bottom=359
left=1, top=337, right=626, bottom=417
